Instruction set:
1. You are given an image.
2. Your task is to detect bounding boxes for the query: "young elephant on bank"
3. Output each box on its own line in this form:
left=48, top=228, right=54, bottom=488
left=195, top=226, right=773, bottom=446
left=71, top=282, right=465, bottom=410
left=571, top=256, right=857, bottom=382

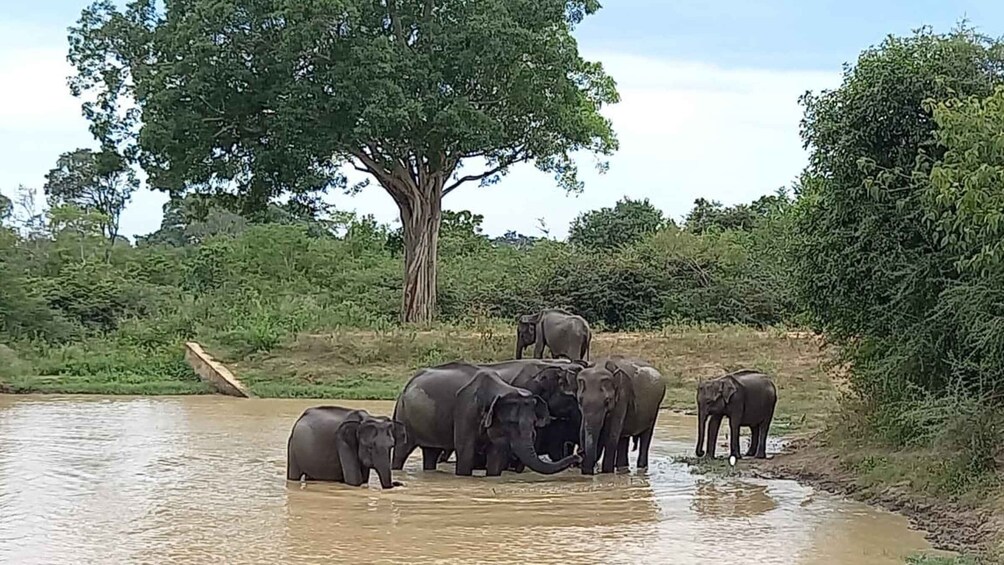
left=286, top=406, right=404, bottom=489
left=516, top=308, right=592, bottom=361
left=695, top=369, right=777, bottom=460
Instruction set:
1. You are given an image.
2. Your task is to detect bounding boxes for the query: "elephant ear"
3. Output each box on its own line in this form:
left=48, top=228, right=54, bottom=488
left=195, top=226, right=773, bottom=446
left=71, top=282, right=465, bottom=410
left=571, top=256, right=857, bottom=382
left=532, top=395, right=552, bottom=428
left=720, top=377, right=739, bottom=404
left=392, top=421, right=407, bottom=447
left=481, top=395, right=501, bottom=429
left=335, top=410, right=366, bottom=449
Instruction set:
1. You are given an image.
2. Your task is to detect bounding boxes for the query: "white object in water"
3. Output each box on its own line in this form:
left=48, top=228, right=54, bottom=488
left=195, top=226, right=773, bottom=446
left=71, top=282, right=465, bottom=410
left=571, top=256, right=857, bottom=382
left=728, top=455, right=737, bottom=467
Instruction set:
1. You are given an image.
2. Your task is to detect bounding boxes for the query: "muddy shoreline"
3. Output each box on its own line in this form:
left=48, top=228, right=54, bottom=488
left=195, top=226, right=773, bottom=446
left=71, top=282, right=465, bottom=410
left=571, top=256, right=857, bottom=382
left=745, top=439, right=1000, bottom=558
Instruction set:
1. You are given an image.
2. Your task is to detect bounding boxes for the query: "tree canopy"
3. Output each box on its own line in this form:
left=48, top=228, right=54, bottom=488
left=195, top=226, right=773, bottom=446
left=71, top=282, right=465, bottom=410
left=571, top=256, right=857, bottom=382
left=789, top=25, right=1004, bottom=404
left=568, top=197, right=666, bottom=249
left=68, top=0, right=620, bottom=322
left=43, top=148, right=138, bottom=245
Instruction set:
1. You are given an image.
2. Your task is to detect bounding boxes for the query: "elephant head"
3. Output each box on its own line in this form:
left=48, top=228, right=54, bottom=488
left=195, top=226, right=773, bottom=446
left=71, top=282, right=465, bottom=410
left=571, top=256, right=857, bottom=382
left=522, top=363, right=582, bottom=420
left=473, top=370, right=578, bottom=474
left=695, top=376, right=738, bottom=457
left=575, top=359, right=622, bottom=474
left=336, top=411, right=405, bottom=488
left=515, top=312, right=540, bottom=359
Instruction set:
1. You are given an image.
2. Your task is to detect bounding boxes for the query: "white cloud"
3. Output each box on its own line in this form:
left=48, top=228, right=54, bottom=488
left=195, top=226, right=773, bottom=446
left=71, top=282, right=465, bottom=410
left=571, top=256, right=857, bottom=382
left=0, top=37, right=839, bottom=240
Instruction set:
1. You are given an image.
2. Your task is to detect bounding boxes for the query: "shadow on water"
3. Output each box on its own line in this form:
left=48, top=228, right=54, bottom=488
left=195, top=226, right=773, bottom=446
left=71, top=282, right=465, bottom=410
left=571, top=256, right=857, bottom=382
left=0, top=395, right=942, bottom=565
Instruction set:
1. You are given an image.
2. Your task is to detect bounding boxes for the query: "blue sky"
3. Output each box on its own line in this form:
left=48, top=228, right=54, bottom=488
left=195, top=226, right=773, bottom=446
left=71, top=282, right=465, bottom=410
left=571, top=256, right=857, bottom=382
left=2, top=1, right=1001, bottom=239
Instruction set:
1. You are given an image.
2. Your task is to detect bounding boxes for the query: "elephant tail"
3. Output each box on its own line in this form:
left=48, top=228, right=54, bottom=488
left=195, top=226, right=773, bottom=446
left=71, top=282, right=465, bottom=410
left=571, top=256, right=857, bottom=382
left=632, top=436, right=639, bottom=452
left=581, top=331, right=591, bottom=361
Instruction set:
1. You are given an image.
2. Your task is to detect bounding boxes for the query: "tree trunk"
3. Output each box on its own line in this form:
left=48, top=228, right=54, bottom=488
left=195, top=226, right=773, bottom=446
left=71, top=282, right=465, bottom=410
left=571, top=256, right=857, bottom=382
left=399, top=183, right=443, bottom=324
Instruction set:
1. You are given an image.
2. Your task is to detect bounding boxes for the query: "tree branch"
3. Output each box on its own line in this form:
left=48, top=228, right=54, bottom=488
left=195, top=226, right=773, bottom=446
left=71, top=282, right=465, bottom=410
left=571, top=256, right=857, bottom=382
left=442, top=150, right=529, bottom=196
left=387, top=0, right=406, bottom=44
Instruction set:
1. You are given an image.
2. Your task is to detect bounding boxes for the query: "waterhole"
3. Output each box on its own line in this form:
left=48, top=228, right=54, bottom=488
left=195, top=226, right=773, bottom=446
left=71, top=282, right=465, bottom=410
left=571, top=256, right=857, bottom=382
left=0, top=395, right=940, bottom=564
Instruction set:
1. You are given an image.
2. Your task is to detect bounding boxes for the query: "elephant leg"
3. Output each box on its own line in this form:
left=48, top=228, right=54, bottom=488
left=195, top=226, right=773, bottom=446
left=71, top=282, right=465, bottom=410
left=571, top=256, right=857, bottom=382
left=746, top=426, right=760, bottom=457
left=421, top=447, right=443, bottom=471
left=455, top=439, right=477, bottom=476
left=756, top=414, right=773, bottom=459
left=706, top=415, right=723, bottom=459
left=600, top=421, right=624, bottom=474
left=615, top=437, right=629, bottom=469
left=485, top=445, right=509, bottom=477
left=509, top=457, right=526, bottom=473
left=392, top=438, right=418, bottom=470
left=728, top=415, right=742, bottom=459
left=636, top=427, right=654, bottom=469
left=287, top=449, right=303, bottom=481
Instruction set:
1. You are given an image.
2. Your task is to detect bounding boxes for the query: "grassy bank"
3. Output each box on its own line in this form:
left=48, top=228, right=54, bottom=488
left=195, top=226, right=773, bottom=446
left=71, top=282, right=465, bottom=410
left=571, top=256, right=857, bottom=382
left=212, top=325, right=835, bottom=432
left=1, top=325, right=838, bottom=434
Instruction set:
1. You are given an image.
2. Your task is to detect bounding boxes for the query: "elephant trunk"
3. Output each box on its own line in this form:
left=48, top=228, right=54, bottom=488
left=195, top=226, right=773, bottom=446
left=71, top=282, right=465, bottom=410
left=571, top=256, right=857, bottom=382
left=695, top=406, right=707, bottom=458
left=511, top=438, right=576, bottom=475
left=579, top=413, right=604, bottom=475
left=515, top=337, right=524, bottom=359
left=375, top=451, right=394, bottom=489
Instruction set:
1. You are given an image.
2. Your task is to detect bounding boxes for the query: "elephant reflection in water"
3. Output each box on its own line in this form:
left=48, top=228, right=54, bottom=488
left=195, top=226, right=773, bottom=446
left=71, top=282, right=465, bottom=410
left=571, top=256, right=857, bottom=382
left=690, top=480, right=779, bottom=518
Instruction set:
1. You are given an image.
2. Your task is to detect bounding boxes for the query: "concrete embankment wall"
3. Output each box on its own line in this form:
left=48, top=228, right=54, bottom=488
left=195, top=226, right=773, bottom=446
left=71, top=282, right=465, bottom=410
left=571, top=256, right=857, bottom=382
left=184, top=342, right=255, bottom=398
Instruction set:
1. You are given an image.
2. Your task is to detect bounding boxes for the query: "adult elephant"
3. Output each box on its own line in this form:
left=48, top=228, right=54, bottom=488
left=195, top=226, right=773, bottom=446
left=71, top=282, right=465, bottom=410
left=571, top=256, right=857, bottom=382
left=576, top=356, right=667, bottom=474
left=392, top=363, right=579, bottom=476
left=516, top=308, right=592, bottom=361
left=695, top=369, right=777, bottom=460
left=437, top=359, right=586, bottom=465
left=286, top=406, right=404, bottom=489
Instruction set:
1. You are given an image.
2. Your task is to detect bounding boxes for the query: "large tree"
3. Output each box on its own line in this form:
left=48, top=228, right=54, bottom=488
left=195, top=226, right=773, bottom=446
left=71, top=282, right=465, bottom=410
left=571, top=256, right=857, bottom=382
left=43, top=148, right=138, bottom=246
left=789, top=25, right=1004, bottom=402
left=68, top=0, right=619, bottom=322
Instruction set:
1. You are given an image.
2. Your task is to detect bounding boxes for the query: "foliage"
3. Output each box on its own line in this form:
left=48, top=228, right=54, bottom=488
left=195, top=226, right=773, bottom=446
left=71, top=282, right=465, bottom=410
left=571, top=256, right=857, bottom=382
left=67, top=0, right=621, bottom=322
left=786, top=25, right=1004, bottom=507
left=43, top=148, right=137, bottom=244
left=789, top=25, right=1004, bottom=401
left=684, top=190, right=790, bottom=234
left=0, top=187, right=798, bottom=386
left=568, top=197, right=668, bottom=249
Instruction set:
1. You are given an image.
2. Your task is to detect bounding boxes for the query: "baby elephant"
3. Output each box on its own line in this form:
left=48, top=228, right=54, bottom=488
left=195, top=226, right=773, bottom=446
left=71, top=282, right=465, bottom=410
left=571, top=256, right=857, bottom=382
left=287, top=406, right=405, bottom=489
left=695, top=369, right=777, bottom=460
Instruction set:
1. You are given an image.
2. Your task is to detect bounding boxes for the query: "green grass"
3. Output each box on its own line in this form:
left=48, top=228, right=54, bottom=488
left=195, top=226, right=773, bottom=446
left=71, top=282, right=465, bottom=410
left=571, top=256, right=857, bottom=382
left=1, top=373, right=211, bottom=395
left=211, top=325, right=838, bottom=432
left=2, top=325, right=838, bottom=436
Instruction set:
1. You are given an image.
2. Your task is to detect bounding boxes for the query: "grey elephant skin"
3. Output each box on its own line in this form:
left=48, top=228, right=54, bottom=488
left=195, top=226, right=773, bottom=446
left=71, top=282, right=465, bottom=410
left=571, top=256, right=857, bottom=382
left=392, top=363, right=580, bottom=476
left=436, top=359, right=586, bottom=466
left=286, top=406, right=404, bottom=489
left=576, top=356, right=667, bottom=474
left=516, top=308, right=592, bottom=361
left=695, top=369, right=777, bottom=460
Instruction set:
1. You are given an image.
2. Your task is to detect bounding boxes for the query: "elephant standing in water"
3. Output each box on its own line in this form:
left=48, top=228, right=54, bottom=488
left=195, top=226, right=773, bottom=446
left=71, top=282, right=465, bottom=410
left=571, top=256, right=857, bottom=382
left=576, top=357, right=666, bottom=474
left=516, top=309, right=592, bottom=361
left=436, top=358, right=586, bottom=466
left=695, top=369, right=777, bottom=460
left=287, top=406, right=404, bottom=489
left=392, top=363, right=580, bottom=476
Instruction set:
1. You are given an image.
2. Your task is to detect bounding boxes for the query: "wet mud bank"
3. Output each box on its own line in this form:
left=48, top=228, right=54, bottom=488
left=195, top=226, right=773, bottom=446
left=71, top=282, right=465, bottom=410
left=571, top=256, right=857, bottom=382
left=744, top=439, right=1001, bottom=558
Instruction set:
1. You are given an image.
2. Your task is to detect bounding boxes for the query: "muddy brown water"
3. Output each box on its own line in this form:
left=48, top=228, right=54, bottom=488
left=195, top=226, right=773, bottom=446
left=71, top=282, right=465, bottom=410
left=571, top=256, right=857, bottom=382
left=0, top=395, right=945, bottom=564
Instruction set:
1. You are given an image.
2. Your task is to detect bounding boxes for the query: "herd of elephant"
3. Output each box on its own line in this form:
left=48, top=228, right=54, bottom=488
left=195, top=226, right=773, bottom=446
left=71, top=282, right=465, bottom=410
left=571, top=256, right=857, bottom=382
left=286, top=309, right=779, bottom=489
